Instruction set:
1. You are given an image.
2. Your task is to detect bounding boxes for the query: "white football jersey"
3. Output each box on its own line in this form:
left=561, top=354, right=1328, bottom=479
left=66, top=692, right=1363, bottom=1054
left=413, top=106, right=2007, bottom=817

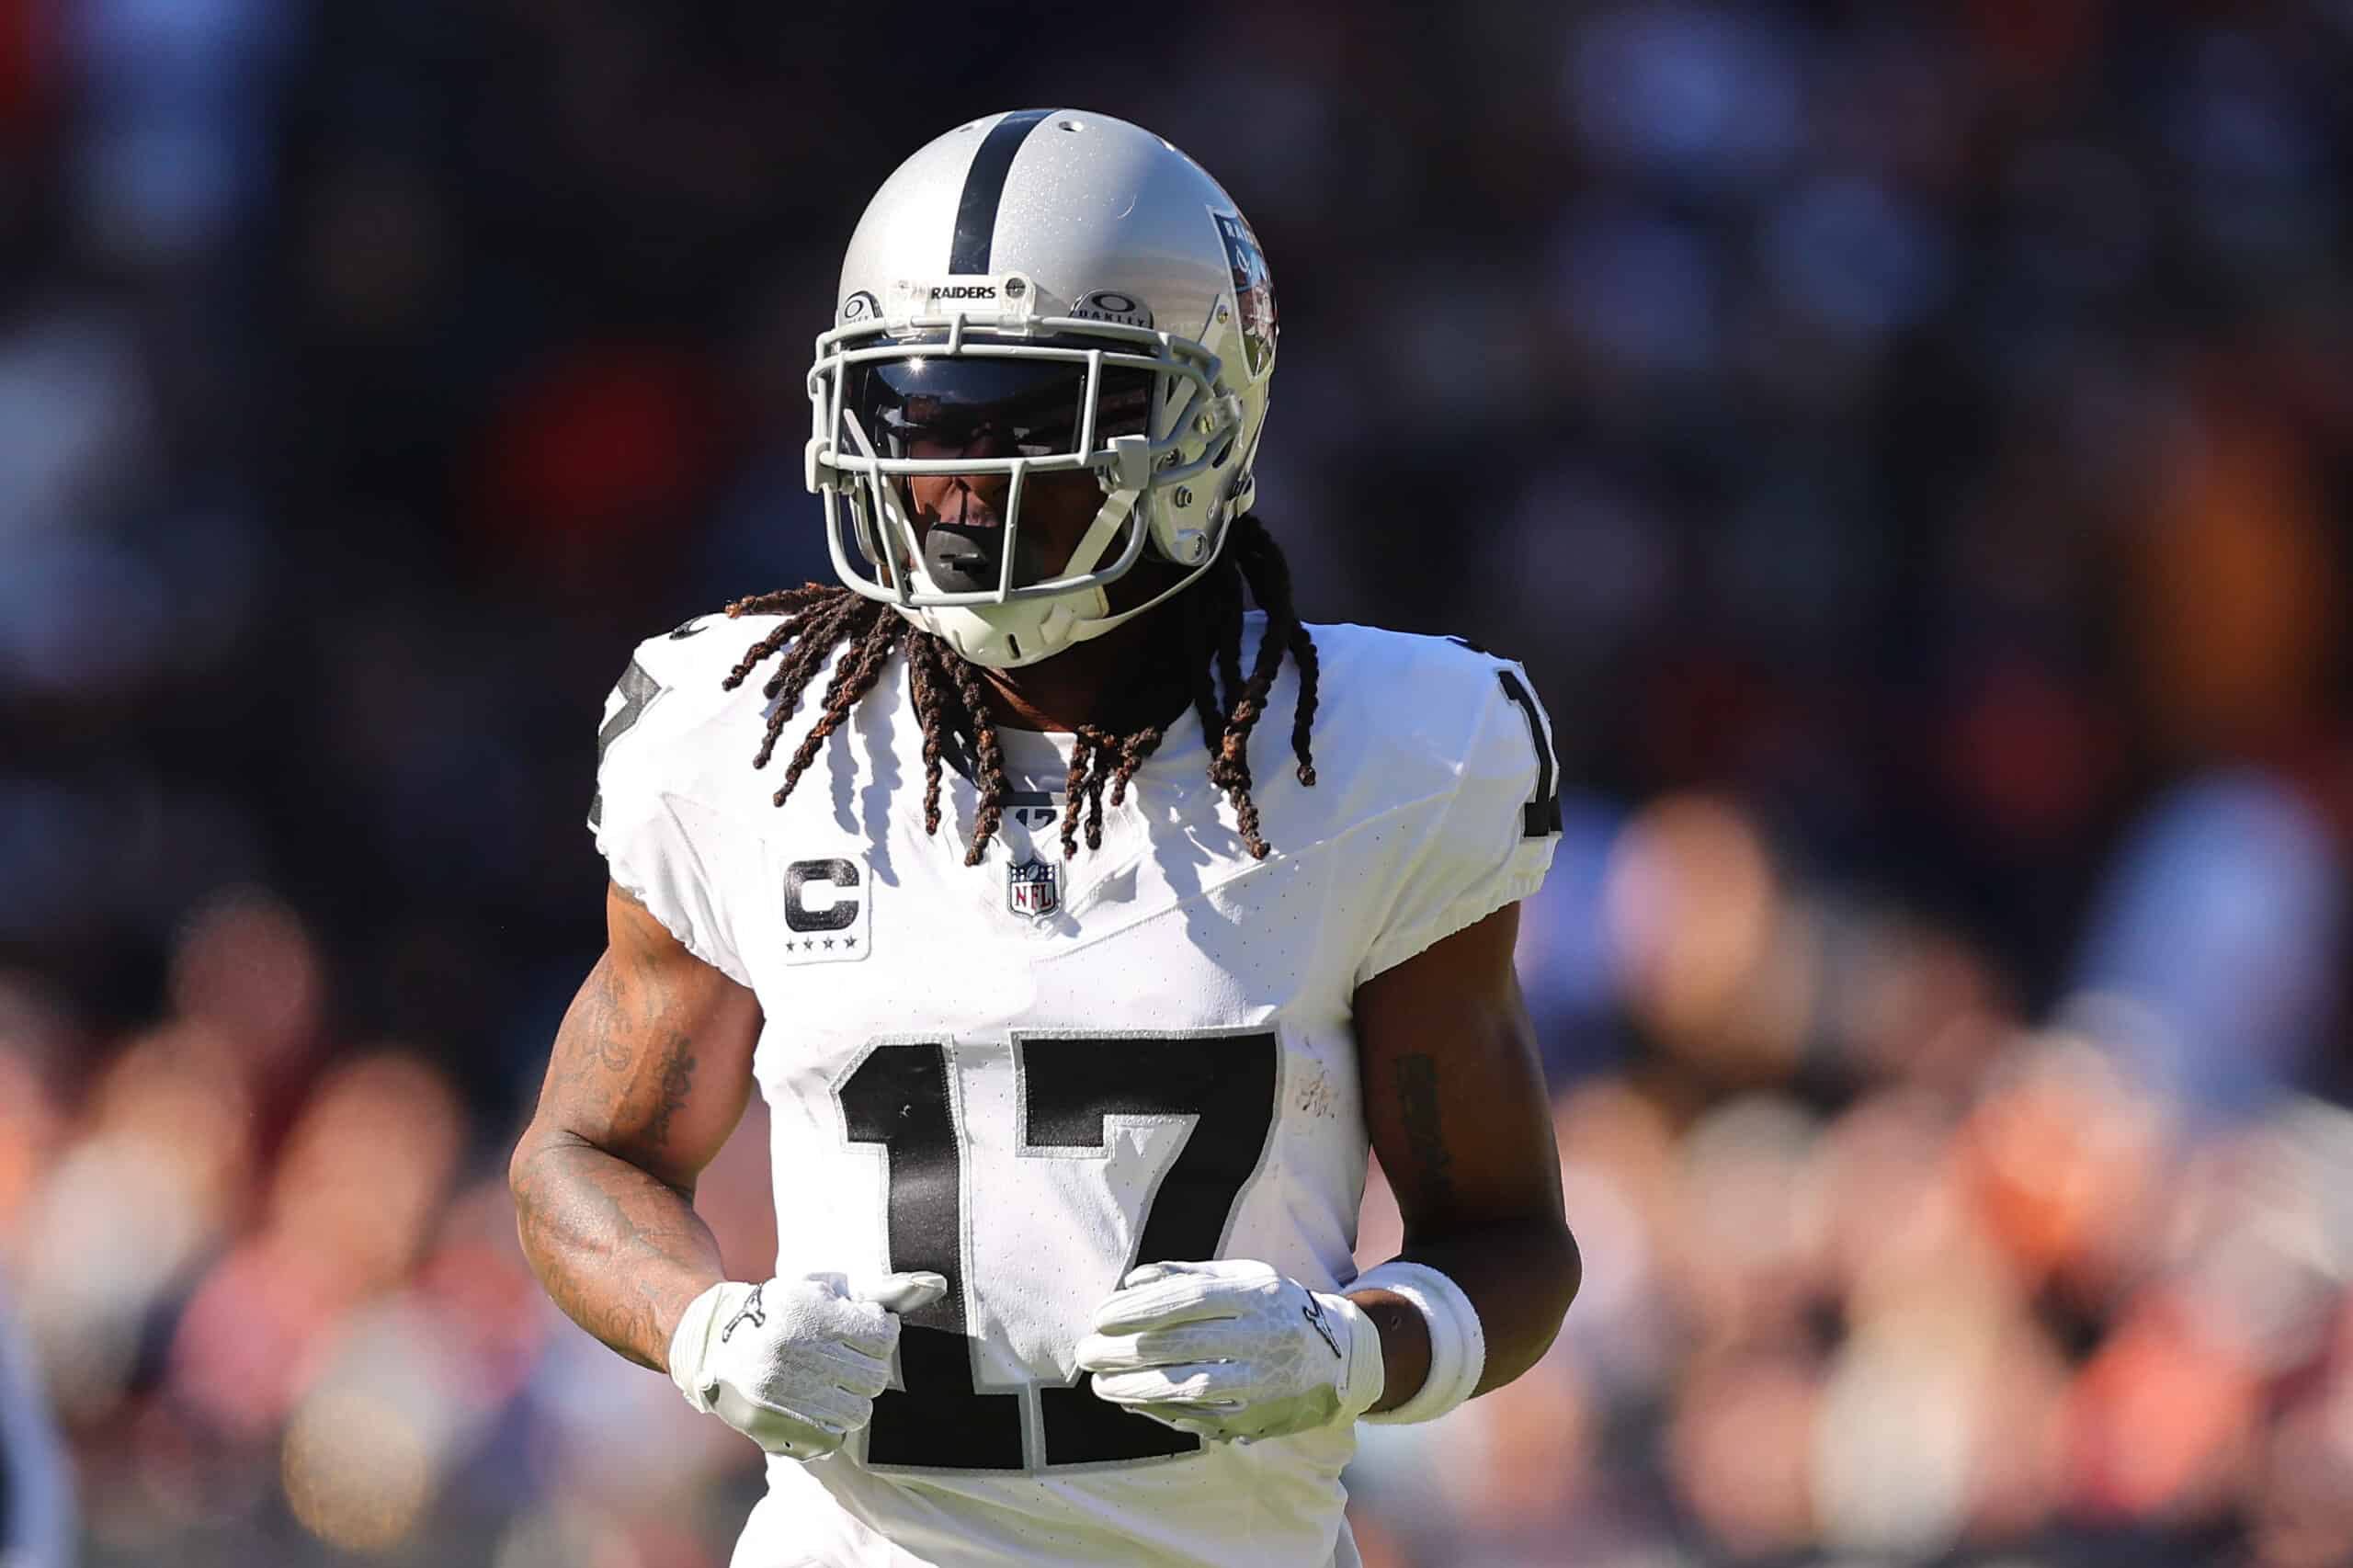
left=590, top=611, right=1561, bottom=1568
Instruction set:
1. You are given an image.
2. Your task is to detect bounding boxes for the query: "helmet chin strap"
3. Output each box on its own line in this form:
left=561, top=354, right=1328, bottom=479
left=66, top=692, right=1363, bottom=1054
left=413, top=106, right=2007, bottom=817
left=908, top=510, right=1231, bottom=670
left=1062, top=545, right=1220, bottom=647
left=888, top=483, right=1150, bottom=669
left=899, top=599, right=1103, bottom=669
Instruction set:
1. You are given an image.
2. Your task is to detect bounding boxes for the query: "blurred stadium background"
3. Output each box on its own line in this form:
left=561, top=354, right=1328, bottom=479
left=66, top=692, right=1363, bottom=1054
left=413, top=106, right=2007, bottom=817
left=5, top=1, right=2352, bottom=1564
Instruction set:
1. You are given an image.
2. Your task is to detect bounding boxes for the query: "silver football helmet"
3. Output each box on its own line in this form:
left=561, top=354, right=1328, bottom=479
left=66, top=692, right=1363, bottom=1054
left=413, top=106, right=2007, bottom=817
left=806, top=109, right=1278, bottom=668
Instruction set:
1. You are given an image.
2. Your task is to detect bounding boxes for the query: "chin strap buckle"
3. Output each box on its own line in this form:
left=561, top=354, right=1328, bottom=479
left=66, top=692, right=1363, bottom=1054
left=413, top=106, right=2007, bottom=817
left=1108, top=433, right=1154, bottom=491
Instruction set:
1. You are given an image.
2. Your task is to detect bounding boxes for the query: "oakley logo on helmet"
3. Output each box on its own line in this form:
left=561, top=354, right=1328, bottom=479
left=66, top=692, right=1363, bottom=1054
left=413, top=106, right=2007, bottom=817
left=1072, top=290, right=1154, bottom=329
left=840, top=290, right=881, bottom=324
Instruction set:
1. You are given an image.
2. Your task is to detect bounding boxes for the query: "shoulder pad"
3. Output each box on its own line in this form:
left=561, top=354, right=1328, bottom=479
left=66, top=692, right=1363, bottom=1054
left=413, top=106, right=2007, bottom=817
left=588, top=611, right=794, bottom=831
left=1290, top=622, right=1559, bottom=828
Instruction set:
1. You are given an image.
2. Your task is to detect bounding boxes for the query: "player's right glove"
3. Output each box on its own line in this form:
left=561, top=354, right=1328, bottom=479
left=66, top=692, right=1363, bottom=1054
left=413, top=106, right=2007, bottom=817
left=666, top=1272, right=945, bottom=1459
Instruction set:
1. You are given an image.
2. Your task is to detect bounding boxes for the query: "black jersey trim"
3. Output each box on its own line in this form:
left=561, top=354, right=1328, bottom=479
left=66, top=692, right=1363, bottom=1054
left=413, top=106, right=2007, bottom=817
left=1495, top=668, right=1563, bottom=837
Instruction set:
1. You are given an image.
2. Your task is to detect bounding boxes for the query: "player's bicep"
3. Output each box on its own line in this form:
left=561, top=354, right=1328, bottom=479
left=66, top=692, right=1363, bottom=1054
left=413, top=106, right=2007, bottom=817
left=1352, top=902, right=1563, bottom=1240
left=529, top=881, right=762, bottom=1192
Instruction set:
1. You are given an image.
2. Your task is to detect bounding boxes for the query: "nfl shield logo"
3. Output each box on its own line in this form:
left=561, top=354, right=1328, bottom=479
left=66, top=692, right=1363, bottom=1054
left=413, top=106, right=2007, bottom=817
left=1006, top=857, right=1060, bottom=918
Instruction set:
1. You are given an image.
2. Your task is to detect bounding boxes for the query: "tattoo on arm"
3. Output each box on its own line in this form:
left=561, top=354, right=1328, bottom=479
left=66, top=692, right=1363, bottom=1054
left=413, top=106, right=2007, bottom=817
left=1395, top=1052, right=1454, bottom=1210
left=513, top=923, right=742, bottom=1370
left=647, top=1034, right=696, bottom=1150
left=512, top=1135, right=721, bottom=1369
left=546, top=955, right=635, bottom=1093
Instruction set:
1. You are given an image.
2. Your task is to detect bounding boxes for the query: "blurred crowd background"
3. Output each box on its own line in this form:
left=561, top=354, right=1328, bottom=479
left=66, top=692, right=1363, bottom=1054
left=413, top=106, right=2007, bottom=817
left=4, top=0, right=2350, bottom=1564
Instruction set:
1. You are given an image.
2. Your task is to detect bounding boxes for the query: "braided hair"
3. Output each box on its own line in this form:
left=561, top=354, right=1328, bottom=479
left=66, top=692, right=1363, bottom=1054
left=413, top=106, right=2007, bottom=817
left=719, top=514, right=1317, bottom=865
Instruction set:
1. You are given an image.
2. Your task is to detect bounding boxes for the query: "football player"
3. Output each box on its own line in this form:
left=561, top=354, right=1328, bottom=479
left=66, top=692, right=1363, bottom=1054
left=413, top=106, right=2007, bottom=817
left=512, top=109, right=1580, bottom=1567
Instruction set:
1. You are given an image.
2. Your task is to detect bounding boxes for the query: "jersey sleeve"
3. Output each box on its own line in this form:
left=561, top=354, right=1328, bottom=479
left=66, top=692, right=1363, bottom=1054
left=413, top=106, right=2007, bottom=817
left=586, top=631, right=755, bottom=988
left=1354, top=656, right=1562, bottom=986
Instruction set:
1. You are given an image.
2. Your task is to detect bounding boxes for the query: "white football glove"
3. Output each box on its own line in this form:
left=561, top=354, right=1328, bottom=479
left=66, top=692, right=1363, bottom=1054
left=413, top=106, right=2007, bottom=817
left=666, top=1271, right=945, bottom=1459
left=1074, top=1260, right=1386, bottom=1443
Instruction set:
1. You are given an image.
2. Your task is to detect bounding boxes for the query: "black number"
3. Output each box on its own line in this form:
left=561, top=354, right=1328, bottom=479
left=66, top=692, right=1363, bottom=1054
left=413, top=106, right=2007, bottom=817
left=1495, top=669, right=1563, bottom=838
left=835, top=1032, right=1280, bottom=1471
left=587, top=658, right=664, bottom=828
left=839, top=1042, right=1026, bottom=1470
left=1023, top=1031, right=1279, bottom=1465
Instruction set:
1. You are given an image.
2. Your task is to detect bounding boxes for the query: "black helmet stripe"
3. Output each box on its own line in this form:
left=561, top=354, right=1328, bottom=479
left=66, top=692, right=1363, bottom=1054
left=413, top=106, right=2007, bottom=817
left=949, top=108, right=1055, bottom=275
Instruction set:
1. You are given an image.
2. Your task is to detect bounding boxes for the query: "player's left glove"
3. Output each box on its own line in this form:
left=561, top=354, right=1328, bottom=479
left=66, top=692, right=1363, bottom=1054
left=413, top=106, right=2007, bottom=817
left=1074, top=1259, right=1385, bottom=1443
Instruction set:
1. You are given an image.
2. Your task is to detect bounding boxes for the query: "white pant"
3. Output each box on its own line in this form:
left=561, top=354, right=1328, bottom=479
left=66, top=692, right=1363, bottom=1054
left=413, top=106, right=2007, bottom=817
left=728, top=1488, right=1363, bottom=1568
left=729, top=1487, right=921, bottom=1568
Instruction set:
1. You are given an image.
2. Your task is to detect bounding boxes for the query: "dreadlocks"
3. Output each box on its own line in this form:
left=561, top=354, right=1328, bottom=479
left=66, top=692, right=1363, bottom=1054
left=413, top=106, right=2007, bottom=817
left=718, top=513, right=1317, bottom=866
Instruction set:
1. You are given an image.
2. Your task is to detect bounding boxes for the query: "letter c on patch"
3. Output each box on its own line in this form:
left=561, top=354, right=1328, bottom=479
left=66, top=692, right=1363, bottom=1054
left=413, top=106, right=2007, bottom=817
left=786, top=858, right=861, bottom=932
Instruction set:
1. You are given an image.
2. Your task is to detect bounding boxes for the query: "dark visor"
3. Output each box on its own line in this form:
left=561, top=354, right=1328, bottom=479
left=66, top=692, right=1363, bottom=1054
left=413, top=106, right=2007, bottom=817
left=845, top=345, right=1156, bottom=461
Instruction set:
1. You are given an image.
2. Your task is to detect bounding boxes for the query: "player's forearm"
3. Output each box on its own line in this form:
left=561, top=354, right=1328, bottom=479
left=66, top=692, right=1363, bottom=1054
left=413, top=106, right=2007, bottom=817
left=510, top=1129, right=728, bottom=1371
left=1349, top=1218, right=1580, bottom=1410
